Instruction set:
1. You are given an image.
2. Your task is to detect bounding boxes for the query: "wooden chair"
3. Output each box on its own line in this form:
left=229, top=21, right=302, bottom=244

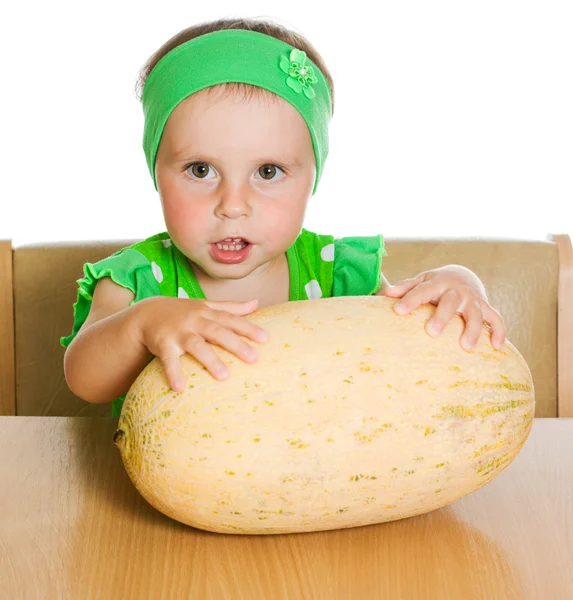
left=1, top=234, right=571, bottom=417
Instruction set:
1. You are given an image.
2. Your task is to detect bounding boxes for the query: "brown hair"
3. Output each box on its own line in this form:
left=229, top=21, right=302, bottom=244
left=134, top=17, right=335, bottom=114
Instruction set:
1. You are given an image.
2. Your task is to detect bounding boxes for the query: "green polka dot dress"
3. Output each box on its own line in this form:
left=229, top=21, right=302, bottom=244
left=61, top=228, right=386, bottom=416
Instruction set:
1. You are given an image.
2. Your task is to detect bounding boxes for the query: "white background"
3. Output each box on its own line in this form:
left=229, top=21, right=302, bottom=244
left=2, top=0, right=571, bottom=247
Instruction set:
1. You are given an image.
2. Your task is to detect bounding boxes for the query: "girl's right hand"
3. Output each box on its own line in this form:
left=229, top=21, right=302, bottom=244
left=133, top=297, right=269, bottom=392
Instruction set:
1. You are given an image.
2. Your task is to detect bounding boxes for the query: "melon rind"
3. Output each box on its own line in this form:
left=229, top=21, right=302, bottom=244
left=115, top=295, right=535, bottom=535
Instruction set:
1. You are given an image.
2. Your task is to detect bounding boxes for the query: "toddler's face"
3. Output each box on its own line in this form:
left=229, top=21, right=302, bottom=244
left=154, top=86, right=316, bottom=283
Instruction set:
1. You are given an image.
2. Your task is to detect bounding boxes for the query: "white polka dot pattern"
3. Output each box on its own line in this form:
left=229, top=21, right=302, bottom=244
left=320, top=243, right=334, bottom=262
left=178, top=287, right=189, bottom=299
left=162, top=239, right=172, bottom=248
left=305, top=279, right=322, bottom=299
left=151, top=262, right=163, bottom=283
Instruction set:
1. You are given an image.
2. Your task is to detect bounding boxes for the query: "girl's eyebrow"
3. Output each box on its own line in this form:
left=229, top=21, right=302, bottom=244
left=173, top=148, right=301, bottom=167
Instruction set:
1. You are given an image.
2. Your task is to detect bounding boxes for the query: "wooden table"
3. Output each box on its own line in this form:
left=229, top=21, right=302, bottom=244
left=1, top=417, right=571, bottom=600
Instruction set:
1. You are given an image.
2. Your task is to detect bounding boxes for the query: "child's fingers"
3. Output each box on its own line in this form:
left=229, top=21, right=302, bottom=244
left=160, top=351, right=185, bottom=392
left=383, top=276, right=426, bottom=302
left=180, top=335, right=233, bottom=381
left=481, top=304, right=506, bottom=349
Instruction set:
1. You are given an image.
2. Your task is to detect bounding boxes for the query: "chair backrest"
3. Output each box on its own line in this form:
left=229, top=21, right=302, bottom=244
left=1, top=234, right=571, bottom=417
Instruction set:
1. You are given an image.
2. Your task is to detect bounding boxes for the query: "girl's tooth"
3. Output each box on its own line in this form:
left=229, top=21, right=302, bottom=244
left=215, top=242, right=247, bottom=251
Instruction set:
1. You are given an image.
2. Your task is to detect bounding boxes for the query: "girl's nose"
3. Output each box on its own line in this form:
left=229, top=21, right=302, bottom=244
left=215, top=184, right=252, bottom=218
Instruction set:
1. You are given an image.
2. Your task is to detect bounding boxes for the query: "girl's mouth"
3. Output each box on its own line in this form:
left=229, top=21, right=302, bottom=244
left=209, top=241, right=253, bottom=264
left=214, top=239, right=249, bottom=251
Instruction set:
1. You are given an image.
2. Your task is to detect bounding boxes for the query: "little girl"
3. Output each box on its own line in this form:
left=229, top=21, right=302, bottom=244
left=61, top=17, right=506, bottom=418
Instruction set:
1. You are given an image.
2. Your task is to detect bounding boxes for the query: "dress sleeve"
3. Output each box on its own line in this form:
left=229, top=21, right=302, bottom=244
left=60, top=248, right=161, bottom=349
left=332, top=234, right=387, bottom=296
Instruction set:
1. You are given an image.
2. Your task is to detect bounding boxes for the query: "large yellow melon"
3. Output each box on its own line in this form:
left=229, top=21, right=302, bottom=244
left=113, top=295, right=534, bottom=535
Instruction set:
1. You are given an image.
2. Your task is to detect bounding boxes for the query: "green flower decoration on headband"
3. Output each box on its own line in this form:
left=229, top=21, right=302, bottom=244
left=280, top=49, right=319, bottom=99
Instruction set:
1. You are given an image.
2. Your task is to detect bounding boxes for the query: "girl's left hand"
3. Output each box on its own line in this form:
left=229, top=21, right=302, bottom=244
left=383, top=265, right=506, bottom=352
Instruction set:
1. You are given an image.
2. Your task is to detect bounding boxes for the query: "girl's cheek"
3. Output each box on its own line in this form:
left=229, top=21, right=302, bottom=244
left=168, top=201, right=191, bottom=220
left=171, top=205, right=213, bottom=242
left=163, top=192, right=199, bottom=220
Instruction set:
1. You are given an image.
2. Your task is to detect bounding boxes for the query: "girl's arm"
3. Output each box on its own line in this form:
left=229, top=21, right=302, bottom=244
left=63, top=277, right=154, bottom=405
left=64, top=277, right=267, bottom=403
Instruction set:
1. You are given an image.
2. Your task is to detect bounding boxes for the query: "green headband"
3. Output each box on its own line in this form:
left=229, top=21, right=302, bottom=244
left=142, top=29, right=333, bottom=196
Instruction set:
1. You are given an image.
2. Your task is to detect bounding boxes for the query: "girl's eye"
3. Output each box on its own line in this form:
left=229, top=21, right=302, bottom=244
left=185, top=162, right=285, bottom=182
left=187, top=163, right=214, bottom=180
left=258, top=165, right=284, bottom=181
